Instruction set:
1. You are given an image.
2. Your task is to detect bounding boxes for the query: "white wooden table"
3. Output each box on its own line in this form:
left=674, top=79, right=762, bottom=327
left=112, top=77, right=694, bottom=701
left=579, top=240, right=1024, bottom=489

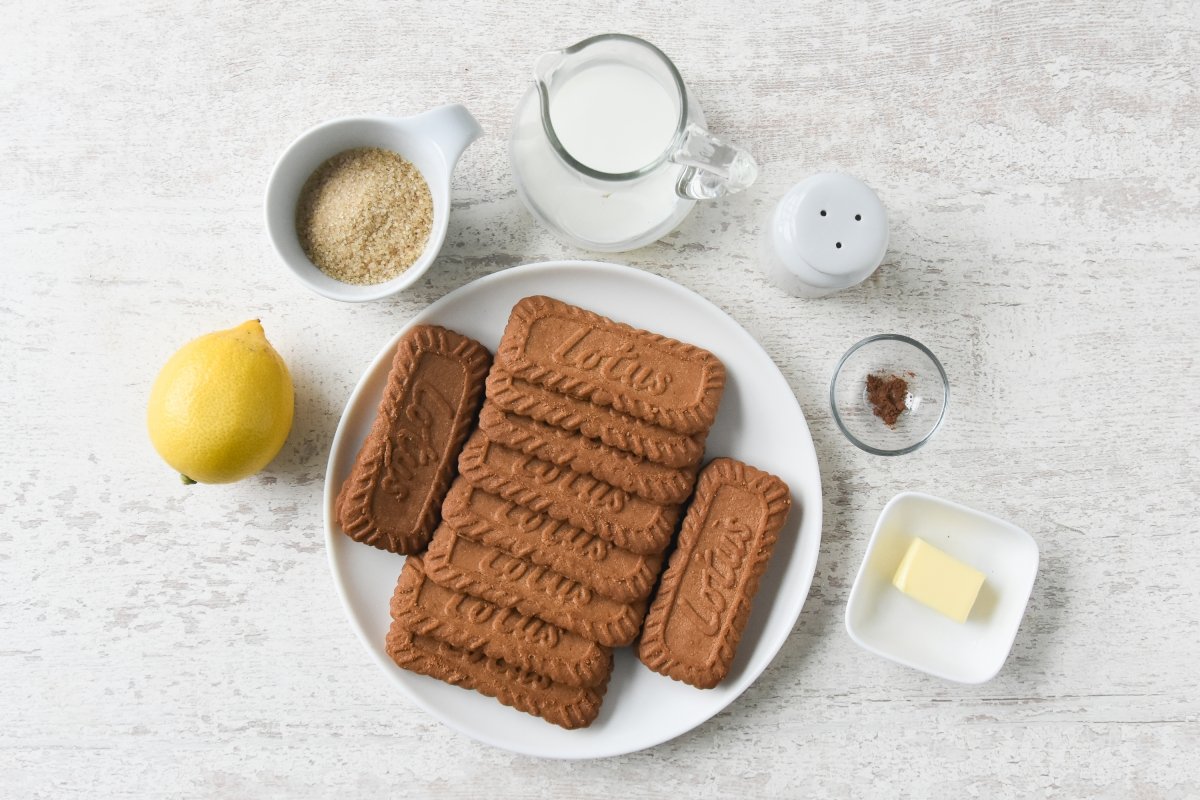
left=3, top=1, right=1198, bottom=796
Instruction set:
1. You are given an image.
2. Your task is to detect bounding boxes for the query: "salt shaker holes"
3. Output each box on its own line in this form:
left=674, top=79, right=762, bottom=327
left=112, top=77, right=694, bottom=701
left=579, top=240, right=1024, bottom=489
left=759, top=171, right=889, bottom=297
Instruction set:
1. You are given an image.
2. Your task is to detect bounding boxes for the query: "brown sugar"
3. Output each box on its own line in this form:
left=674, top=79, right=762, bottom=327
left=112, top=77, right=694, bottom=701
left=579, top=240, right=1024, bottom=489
left=866, top=373, right=908, bottom=426
left=296, top=147, right=433, bottom=285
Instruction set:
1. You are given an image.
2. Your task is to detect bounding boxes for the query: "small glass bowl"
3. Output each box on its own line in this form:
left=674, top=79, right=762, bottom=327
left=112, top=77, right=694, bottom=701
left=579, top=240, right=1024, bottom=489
left=830, top=335, right=949, bottom=455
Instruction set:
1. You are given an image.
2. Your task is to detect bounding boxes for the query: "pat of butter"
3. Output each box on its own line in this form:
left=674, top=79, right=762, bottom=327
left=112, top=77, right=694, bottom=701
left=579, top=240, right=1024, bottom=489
left=892, top=538, right=985, bottom=623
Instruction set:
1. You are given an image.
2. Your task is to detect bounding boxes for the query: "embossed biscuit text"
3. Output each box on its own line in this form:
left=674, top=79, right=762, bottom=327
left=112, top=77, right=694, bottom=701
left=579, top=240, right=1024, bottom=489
left=448, top=535, right=594, bottom=607
left=681, top=516, right=753, bottom=637
left=552, top=325, right=673, bottom=396
left=381, top=374, right=457, bottom=499
left=470, top=489, right=611, bottom=562
left=440, top=589, right=561, bottom=648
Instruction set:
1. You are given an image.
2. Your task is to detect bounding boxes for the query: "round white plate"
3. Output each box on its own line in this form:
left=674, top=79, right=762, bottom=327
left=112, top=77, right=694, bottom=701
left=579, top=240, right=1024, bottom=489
left=324, top=261, right=823, bottom=759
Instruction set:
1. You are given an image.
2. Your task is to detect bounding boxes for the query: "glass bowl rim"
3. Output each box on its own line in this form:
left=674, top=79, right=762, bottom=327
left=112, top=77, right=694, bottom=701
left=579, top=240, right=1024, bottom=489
left=829, top=333, right=950, bottom=456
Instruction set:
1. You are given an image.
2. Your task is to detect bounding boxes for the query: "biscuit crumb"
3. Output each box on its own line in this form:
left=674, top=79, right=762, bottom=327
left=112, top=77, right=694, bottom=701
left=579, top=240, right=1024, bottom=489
left=296, top=147, right=432, bottom=285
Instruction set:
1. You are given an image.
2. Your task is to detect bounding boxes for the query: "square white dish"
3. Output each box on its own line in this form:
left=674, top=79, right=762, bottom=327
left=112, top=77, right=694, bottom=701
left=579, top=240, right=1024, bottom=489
left=845, top=491, right=1038, bottom=683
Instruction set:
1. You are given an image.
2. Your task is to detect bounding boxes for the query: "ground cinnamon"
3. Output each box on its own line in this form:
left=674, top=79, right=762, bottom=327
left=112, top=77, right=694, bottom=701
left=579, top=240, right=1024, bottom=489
left=866, top=373, right=908, bottom=426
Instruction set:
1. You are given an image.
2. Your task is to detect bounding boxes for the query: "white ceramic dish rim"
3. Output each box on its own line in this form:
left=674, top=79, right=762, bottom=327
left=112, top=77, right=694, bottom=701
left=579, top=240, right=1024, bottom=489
left=322, top=260, right=824, bottom=758
left=843, top=490, right=1039, bottom=683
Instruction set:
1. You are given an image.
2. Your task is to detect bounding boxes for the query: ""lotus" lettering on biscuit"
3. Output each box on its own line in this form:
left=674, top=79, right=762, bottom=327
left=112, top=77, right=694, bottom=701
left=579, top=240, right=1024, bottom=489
left=336, top=325, right=491, bottom=554
left=638, top=458, right=793, bottom=689
left=441, top=481, right=664, bottom=604
left=496, top=296, right=726, bottom=435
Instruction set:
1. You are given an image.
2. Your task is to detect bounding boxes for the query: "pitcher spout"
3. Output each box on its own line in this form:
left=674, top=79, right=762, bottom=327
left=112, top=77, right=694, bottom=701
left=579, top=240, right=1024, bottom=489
left=534, top=49, right=567, bottom=87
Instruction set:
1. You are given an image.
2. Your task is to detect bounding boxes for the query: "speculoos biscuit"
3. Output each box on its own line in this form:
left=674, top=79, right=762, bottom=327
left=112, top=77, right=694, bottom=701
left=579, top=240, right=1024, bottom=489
left=441, top=480, right=662, bottom=603
left=456, top=430, right=679, bottom=556
left=477, top=403, right=696, bottom=504
left=391, top=555, right=609, bottom=688
left=495, top=296, right=725, bottom=436
left=385, top=627, right=611, bottom=730
left=423, top=524, right=647, bottom=647
left=486, top=368, right=706, bottom=469
left=336, top=325, right=490, bottom=554
left=638, top=458, right=792, bottom=689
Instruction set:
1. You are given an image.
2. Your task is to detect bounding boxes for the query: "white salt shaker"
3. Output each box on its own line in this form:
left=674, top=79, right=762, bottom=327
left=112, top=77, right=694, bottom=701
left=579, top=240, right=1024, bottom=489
left=760, top=172, right=889, bottom=297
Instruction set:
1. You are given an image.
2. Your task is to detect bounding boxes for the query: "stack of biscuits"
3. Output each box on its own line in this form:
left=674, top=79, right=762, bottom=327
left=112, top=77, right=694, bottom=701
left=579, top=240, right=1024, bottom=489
left=340, top=296, right=727, bottom=729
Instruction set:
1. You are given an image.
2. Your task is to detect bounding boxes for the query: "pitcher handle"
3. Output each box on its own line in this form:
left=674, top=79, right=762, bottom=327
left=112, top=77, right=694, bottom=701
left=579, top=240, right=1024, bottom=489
left=671, top=123, right=759, bottom=200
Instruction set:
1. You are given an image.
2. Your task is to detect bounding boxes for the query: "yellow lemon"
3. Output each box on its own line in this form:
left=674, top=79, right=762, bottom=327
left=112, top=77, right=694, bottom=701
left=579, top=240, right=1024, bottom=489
left=147, top=320, right=294, bottom=484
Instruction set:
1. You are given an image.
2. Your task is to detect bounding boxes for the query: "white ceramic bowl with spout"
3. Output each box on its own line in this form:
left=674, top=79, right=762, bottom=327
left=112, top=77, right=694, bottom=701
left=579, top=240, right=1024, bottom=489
left=265, top=104, right=482, bottom=302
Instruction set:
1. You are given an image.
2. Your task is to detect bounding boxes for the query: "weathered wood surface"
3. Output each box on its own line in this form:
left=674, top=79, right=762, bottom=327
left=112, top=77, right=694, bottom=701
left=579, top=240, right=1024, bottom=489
left=1, top=0, right=1197, bottom=796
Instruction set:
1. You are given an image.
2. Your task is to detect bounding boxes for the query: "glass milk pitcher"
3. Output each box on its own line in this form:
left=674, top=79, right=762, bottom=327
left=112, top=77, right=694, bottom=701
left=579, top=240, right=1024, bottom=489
left=509, top=34, right=758, bottom=252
